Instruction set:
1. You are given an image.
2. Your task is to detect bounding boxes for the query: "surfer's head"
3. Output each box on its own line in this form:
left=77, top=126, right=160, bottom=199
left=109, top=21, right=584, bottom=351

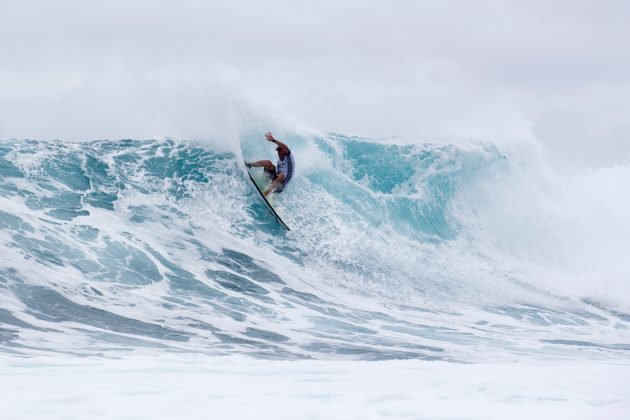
left=276, top=147, right=288, bottom=159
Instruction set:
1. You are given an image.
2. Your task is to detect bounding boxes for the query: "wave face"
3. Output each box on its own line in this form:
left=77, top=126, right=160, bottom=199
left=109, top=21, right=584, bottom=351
left=0, top=136, right=629, bottom=361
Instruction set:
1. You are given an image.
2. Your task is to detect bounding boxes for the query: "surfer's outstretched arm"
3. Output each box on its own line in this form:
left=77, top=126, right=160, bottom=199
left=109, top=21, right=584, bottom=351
left=265, top=132, right=290, bottom=154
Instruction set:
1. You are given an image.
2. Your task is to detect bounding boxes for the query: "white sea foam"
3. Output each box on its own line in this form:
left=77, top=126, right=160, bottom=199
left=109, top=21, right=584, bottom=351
left=1, top=354, right=629, bottom=420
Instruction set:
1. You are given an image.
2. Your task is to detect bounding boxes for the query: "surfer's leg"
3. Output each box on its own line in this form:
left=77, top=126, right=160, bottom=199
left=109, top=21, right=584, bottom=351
left=258, top=160, right=274, bottom=170
left=248, top=160, right=275, bottom=170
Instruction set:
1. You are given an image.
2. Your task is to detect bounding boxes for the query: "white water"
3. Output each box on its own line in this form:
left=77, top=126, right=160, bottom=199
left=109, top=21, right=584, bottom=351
left=1, top=133, right=629, bottom=419
left=2, top=355, right=629, bottom=420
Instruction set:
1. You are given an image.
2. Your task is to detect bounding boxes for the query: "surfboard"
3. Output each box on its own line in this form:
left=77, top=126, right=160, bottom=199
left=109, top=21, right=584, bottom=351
left=246, top=168, right=290, bottom=231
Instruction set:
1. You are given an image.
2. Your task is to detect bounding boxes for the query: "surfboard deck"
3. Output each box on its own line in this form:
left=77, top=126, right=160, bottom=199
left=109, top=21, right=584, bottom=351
left=246, top=168, right=290, bottom=231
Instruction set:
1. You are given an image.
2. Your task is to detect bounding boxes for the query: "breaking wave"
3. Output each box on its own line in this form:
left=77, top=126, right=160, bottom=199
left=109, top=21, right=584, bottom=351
left=0, top=133, right=628, bottom=360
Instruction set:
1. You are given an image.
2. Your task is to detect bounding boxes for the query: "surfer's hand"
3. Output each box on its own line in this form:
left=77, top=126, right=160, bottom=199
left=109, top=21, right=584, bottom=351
left=245, top=161, right=252, bottom=168
left=265, top=132, right=275, bottom=142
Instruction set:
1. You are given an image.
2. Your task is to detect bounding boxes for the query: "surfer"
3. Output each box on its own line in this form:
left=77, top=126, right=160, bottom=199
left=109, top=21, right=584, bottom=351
left=245, top=132, right=295, bottom=196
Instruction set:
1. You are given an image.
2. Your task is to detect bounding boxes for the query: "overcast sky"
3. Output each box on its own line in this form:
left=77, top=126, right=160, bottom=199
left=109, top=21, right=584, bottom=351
left=1, top=0, right=629, bottom=166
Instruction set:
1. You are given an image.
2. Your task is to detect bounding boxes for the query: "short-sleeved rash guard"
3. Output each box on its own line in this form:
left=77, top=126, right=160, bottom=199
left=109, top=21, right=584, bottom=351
left=276, top=153, right=295, bottom=190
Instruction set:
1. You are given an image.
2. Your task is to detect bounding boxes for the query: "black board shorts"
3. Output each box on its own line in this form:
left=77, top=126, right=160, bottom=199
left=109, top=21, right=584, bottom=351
left=263, top=168, right=284, bottom=193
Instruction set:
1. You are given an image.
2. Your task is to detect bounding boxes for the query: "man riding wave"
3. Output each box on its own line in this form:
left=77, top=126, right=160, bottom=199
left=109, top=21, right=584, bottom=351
left=245, top=132, right=295, bottom=196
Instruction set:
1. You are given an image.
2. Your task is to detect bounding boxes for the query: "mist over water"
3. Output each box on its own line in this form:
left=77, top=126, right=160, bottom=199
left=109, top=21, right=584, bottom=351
left=0, top=127, right=628, bottom=360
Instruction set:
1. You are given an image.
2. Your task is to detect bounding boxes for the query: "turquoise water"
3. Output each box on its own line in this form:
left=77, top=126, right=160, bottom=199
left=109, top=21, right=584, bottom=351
left=0, top=136, right=628, bottom=361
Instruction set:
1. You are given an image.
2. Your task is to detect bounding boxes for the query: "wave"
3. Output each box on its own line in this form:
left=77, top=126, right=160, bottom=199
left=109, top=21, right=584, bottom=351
left=0, top=135, right=628, bottom=360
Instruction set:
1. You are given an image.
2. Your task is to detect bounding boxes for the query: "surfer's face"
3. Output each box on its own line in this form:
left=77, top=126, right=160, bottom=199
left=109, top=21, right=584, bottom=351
left=277, top=149, right=286, bottom=159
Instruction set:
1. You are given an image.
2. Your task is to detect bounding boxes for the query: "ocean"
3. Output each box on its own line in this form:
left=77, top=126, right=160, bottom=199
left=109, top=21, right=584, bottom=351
left=0, top=133, right=629, bottom=418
